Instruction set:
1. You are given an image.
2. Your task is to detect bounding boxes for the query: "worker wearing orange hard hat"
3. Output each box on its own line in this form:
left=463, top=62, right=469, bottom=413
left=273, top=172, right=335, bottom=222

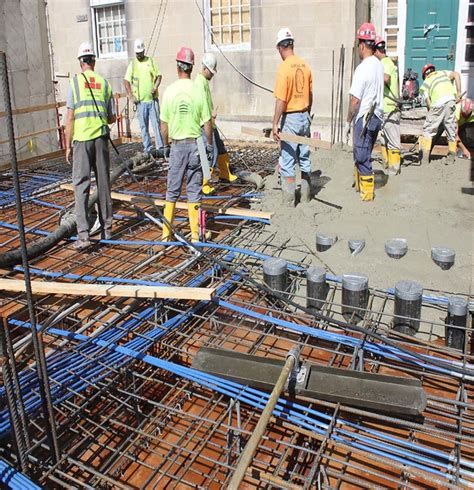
left=160, top=47, right=213, bottom=243
left=374, top=36, right=401, bottom=175
left=345, top=23, right=384, bottom=201
left=272, top=27, right=313, bottom=207
left=418, top=63, right=462, bottom=164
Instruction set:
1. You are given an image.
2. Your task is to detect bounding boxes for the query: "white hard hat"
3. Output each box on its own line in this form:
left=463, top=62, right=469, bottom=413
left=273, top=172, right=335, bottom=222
left=134, top=38, right=145, bottom=53
left=77, top=42, right=95, bottom=59
left=202, top=52, right=217, bottom=74
left=276, top=27, right=294, bottom=46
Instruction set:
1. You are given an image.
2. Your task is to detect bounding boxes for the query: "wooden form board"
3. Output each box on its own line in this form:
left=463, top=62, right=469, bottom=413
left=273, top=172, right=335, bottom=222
left=0, top=279, right=215, bottom=301
left=241, top=126, right=332, bottom=150
left=59, top=184, right=273, bottom=220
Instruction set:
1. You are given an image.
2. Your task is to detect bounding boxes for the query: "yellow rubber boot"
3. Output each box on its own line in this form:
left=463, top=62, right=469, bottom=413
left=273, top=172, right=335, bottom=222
left=446, top=140, right=457, bottom=164
left=162, top=201, right=176, bottom=242
left=202, top=178, right=215, bottom=195
left=217, top=153, right=238, bottom=182
left=353, top=165, right=360, bottom=192
left=387, top=149, right=401, bottom=175
left=188, top=202, right=200, bottom=243
left=380, top=145, right=388, bottom=168
left=359, top=174, right=375, bottom=201
left=419, top=136, right=432, bottom=165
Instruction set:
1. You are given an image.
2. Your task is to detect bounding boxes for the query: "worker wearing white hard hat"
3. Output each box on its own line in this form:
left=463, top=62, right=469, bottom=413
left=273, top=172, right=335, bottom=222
left=124, top=38, right=164, bottom=156
left=195, top=52, right=237, bottom=195
left=272, top=27, right=313, bottom=207
left=65, top=42, right=116, bottom=250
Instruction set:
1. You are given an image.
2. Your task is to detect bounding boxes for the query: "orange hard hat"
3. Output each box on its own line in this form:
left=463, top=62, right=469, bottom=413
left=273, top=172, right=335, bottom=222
left=176, top=47, right=195, bottom=65
left=374, top=36, right=385, bottom=48
left=422, top=63, right=435, bottom=79
left=357, top=22, right=376, bottom=41
left=461, top=98, right=473, bottom=118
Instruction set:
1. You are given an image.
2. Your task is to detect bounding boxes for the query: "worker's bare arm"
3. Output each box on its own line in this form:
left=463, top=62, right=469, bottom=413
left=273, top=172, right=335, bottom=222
left=346, top=95, right=360, bottom=123
left=65, top=108, right=75, bottom=164
left=272, top=98, right=287, bottom=142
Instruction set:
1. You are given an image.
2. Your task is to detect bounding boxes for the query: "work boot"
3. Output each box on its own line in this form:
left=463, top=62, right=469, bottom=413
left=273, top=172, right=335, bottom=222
left=217, top=153, right=238, bottom=182
left=419, top=136, right=432, bottom=165
left=387, top=149, right=401, bottom=175
left=188, top=202, right=200, bottom=243
left=162, top=201, right=176, bottom=242
left=73, top=238, right=91, bottom=250
left=281, top=176, right=296, bottom=207
left=380, top=145, right=388, bottom=169
left=446, top=141, right=457, bottom=165
left=359, top=174, right=375, bottom=201
left=353, top=165, right=360, bottom=192
left=300, top=172, right=312, bottom=203
left=202, top=178, right=215, bottom=195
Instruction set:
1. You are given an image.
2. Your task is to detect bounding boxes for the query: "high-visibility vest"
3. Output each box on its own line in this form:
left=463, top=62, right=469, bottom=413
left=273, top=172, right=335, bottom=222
left=421, top=70, right=456, bottom=106
left=70, top=70, right=111, bottom=142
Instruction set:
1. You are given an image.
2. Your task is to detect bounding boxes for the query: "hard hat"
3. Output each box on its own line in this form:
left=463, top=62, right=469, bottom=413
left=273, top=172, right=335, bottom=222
left=356, top=23, right=376, bottom=41
left=176, top=47, right=195, bottom=65
left=134, top=39, right=145, bottom=53
left=374, top=36, right=385, bottom=48
left=202, top=52, right=217, bottom=74
left=77, top=42, right=95, bottom=59
left=421, top=63, right=435, bottom=79
left=461, top=98, right=473, bottom=118
left=276, top=27, right=294, bottom=46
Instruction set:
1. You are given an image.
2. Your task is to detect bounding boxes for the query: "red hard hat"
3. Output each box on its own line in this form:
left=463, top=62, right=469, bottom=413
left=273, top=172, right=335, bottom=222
left=422, top=63, right=435, bottom=79
left=357, top=22, right=376, bottom=41
left=176, top=47, right=195, bottom=65
left=374, top=36, right=385, bottom=48
left=461, top=98, right=473, bottom=118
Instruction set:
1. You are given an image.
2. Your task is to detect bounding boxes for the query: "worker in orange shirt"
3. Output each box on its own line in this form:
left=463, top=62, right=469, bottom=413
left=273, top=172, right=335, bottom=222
left=272, top=28, right=313, bottom=207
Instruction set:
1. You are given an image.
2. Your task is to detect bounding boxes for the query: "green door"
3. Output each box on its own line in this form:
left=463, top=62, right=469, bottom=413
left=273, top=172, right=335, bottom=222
left=405, top=0, right=459, bottom=76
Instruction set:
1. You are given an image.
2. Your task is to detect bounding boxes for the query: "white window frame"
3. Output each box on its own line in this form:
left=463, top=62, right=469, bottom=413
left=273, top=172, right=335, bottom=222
left=382, top=0, right=406, bottom=80
left=204, top=0, right=251, bottom=52
left=90, top=0, right=128, bottom=60
left=456, top=0, right=474, bottom=70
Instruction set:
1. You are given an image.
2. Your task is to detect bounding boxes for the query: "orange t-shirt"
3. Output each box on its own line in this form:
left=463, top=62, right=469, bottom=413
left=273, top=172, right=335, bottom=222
left=273, top=55, right=313, bottom=112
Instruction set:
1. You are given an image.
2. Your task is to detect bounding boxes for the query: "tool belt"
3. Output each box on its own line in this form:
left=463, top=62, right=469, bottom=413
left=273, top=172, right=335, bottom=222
left=171, top=137, right=197, bottom=144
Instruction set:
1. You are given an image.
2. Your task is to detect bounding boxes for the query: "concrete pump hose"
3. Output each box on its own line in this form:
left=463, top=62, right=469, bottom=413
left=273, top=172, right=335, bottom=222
left=236, top=170, right=264, bottom=190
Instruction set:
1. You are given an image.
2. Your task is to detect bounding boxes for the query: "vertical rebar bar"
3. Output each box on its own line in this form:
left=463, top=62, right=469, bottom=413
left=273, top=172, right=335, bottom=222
left=0, top=50, right=60, bottom=464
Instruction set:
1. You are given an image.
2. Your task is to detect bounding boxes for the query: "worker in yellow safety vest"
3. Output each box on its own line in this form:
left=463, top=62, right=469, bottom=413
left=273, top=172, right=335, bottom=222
left=418, top=63, right=461, bottom=164
left=194, top=52, right=238, bottom=195
left=65, top=42, right=116, bottom=250
left=456, top=98, right=474, bottom=159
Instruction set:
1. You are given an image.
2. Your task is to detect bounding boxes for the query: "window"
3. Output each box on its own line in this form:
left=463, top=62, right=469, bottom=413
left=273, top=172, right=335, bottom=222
left=207, top=0, right=250, bottom=51
left=466, top=0, right=474, bottom=62
left=384, top=0, right=399, bottom=55
left=91, top=1, right=127, bottom=59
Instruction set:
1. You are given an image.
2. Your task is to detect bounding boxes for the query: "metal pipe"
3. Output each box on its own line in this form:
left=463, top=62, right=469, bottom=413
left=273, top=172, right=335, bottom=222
left=0, top=50, right=60, bottom=463
left=228, top=346, right=300, bottom=489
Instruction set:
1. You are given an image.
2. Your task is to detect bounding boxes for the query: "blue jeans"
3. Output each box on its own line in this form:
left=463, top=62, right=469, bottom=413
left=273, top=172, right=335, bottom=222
left=138, top=100, right=163, bottom=154
left=353, top=115, right=382, bottom=175
left=279, top=111, right=311, bottom=177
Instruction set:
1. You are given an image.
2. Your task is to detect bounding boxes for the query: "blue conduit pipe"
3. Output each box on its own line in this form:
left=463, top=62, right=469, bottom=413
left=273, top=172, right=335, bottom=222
left=0, top=459, right=41, bottom=489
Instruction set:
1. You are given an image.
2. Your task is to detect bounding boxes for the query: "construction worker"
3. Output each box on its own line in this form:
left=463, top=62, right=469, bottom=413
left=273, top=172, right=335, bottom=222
left=456, top=98, right=474, bottom=158
left=374, top=36, right=401, bottom=175
left=160, top=47, right=213, bottom=243
left=65, top=42, right=116, bottom=250
left=272, top=27, right=313, bottom=206
left=418, top=64, right=461, bottom=164
left=194, top=52, right=238, bottom=195
left=344, top=23, right=384, bottom=201
left=124, top=39, right=163, bottom=156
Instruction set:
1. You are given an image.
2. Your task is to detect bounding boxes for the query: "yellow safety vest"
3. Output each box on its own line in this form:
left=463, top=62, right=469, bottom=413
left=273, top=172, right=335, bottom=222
left=421, top=70, right=456, bottom=107
left=70, top=70, right=111, bottom=142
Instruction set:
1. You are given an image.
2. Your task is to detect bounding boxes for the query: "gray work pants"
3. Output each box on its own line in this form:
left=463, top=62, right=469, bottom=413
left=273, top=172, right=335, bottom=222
left=423, top=100, right=457, bottom=142
left=381, top=109, right=401, bottom=151
left=165, top=141, right=202, bottom=203
left=72, top=136, right=113, bottom=240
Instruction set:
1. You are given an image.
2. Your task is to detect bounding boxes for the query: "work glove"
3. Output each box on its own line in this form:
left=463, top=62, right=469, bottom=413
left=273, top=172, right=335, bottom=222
left=344, top=121, right=351, bottom=145
left=163, top=145, right=170, bottom=158
left=131, top=95, right=138, bottom=106
left=206, top=143, right=213, bottom=162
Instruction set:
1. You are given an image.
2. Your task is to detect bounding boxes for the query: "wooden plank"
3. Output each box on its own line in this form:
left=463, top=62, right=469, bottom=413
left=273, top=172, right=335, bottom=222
left=0, top=279, right=215, bottom=301
left=0, top=101, right=66, bottom=118
left=241, top=126, right=332, bottom=150
left=0, top=126, right=58, bottom=145
left=60, top=184, right=273, bottom=220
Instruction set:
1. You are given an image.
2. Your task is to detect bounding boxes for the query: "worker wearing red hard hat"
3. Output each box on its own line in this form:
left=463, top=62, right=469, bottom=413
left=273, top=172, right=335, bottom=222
left=418, top=63, right=462, bottom=164
left=374, top=36, right=401, bottom=175
left=160, top=47, right=213, bottom=242
left=195, top=52, right=238, bottom=195
left=345, top=23, right=384, bottom=201
left=272, top=27, right=313, bottom=207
